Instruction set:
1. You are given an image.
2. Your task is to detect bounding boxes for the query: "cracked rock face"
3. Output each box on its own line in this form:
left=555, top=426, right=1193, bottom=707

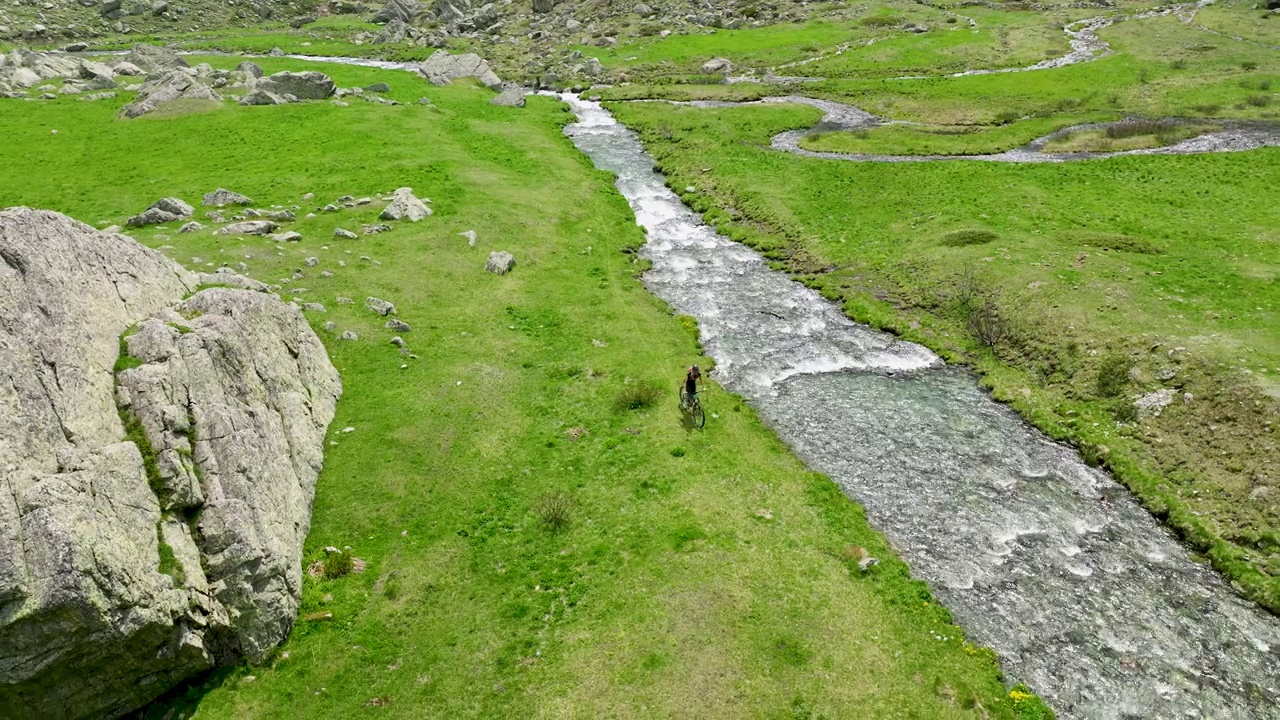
left=0, top=208, right=341, bottom=719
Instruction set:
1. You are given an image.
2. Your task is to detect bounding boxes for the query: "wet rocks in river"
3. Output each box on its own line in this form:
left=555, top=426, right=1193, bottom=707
left=485, top=250, right=515, bottom=275
left=379, top=188, right=431, bottom=221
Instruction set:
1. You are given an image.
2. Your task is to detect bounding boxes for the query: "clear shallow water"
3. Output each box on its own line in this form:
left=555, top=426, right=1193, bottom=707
left=558, top=94, right=1280, bottom=719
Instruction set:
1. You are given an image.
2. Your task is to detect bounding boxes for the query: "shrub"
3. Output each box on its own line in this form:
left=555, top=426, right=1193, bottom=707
left=323, top=550, right=355, bottom=578
left=942, top=229, right=997, bottom=246
left=1095, top=353, right=1131, bottom=398
left=968, top=301, right=1014, bottom=350
left=535, top=492, right=572, bottom=531
left=613, top=380, right=663, bottom=412
left=1170, top=59, right=1187, bottom=70
left=1242, top=61, right=1259, bottom=71
left=860, top=14, right=900, bottom=27
left=670, top=446, right=686, bottom=457
left=1111, top=398, right=1138, bottom=423
left=1060, top=230, right=1162, bottom=255
left=1105, top=119, right=1177, bottom=139
left=1245, top=94, right=1272, bottom=107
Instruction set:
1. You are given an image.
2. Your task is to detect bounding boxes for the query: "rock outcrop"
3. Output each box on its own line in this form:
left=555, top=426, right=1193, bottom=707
left=118, top=67, right=221, bottom=119
left=379, top=187, right=432, bottom=221
left=0, top=208, right=341, bottom=719
left=418, top=50, right=502, bottom=89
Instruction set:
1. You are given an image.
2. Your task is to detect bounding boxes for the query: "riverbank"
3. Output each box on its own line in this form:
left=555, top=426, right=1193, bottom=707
left=0, top=56, right=1051, bottom=718
left=609, top=96, right=1279, bottom=617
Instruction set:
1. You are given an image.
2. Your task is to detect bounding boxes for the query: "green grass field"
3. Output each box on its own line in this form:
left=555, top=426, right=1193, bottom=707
left=608, top=92, right=1280, bottom=612
left=799, top=113, right=1118, bottom=155
left=0, top=57, right=1053, bottom=717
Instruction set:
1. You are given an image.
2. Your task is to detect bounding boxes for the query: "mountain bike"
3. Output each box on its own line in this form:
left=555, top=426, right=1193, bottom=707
left=679, top=387, right=706, bottom=428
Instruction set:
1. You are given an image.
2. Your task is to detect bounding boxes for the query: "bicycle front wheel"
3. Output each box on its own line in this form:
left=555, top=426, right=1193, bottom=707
left=691, top=401, right=706, bottom=428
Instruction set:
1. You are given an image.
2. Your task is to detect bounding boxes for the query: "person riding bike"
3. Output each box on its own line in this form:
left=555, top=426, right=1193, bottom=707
left=683, top=365, right=703, bottom=408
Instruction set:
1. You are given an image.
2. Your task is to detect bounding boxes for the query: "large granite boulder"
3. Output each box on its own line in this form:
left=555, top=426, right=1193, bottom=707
left=118, top=68, right=222, bottom=119
left=124, top=43, right=188, bottom=74
left=418, top=50, right=503, bottom=89
left=0, top=208, right=341, bottom=719
left=252, top=71, right=336, bottom=100
left=372, top=0, right=421, bottom=22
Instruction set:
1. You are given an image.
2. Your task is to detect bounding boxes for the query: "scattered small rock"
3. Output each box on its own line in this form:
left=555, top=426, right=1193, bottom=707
left=385, top=319, right=410, bottom=332
left=485, top=251, right=515, bottom=275
left=334, top=228, right=358, bottom=239
left=365, top=297, right=396, bottom=316
left=340, top=331, right=359, bottom=341
left=203, top=188, right=254, bottom=206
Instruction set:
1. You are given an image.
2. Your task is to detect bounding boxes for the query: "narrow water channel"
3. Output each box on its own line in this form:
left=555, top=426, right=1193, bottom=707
left=558, top=94, right=1280, bottom=719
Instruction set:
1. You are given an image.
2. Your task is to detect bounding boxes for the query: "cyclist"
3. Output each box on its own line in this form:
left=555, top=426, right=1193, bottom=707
left=683, top=365, right=703, bottom=408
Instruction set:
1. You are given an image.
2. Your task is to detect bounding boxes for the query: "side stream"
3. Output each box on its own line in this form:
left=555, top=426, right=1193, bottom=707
left=558, top=94, right=1280, bottom=719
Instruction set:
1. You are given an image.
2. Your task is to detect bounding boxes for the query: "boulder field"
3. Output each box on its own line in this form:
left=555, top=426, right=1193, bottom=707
left=0, top=208, right=341, bottom=718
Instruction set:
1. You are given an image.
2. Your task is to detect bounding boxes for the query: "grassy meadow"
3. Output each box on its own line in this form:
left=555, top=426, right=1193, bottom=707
left=609, top=77, right=1279, bottom=612
left=0, top=58, right=1053, bottom=717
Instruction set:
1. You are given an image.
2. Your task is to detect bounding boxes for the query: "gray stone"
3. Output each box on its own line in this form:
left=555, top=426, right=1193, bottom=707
left=379, top=188, right=432, bottom=222
left=219, top=221, right=278, bottom=236
left=126, top=207, right=182, bottom=227
left=633, top=3, right=654, bottom=16
left=239, top=88, right=290, bottom=106
left=340, top=330, right=359, bottom=340
left=333, top=228, right=358, bottom=239
left=365, top=297, right=396, bottom=315
left=485, top=250, right=515, bottom=275
left=271, top=232, right=303, bottom=242
left=1135, top=389, right=1176, bottom=418
left=124, top=43, right=188, bottom=73
left=336, top=297, right=354, bottom=305
left=118, top=68, right=221, bottom=118
left=0, top=207, right=339, bottom=719
left=149, top=197, right=194, bottom=218
left=302, top=302, right=326, bottom=312
left=460, top=230, right=477, bottom=246
left=385, top=318, right=411, bottom=331
left=305, top=257, right=319, bottom=267
left=390, top=336, right=406, bottom=347
left=364, top=82, right=392, bottom=93
left=203, top=188, right=253, bottom=207
left=700, top=57, right=732, bottom=74
left=178, top=221, right=204, bottom=233
left=490, top=85, right=525, bottom=107
left=254, top=71, right=335, bottom=100
left=235, top=61, right=264, bottom=78
left=372, top=0, right=421, bottom=22
left=418, top=50, right=503, bottom=89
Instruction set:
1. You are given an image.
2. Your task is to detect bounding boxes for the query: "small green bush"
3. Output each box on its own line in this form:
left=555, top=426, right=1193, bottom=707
left=670, top=446, right=686, bottom=457
left=323, top=550, right=355, bottom=578
left=968, top=301, right=1014, bottom=350
left=1245, top=94, right=1272, bottom=107
left=535, top=492, right=572, bottom=531
left=942, top=229, right=997, bottom=246
left=613, top=381, right=663, bottom=412
left=1095, top=353, right=1131, bottom=398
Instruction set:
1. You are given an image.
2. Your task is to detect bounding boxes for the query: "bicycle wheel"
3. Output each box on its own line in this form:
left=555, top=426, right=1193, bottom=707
left=691, top=400, right=706, bottom=428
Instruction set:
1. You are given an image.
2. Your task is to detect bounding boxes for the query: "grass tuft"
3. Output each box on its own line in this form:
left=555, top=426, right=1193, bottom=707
left=534, top=492, right=573, bottom=531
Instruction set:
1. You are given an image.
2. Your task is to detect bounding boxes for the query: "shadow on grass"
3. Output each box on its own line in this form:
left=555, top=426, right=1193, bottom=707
left=133, top=665, right=239, bottom=719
